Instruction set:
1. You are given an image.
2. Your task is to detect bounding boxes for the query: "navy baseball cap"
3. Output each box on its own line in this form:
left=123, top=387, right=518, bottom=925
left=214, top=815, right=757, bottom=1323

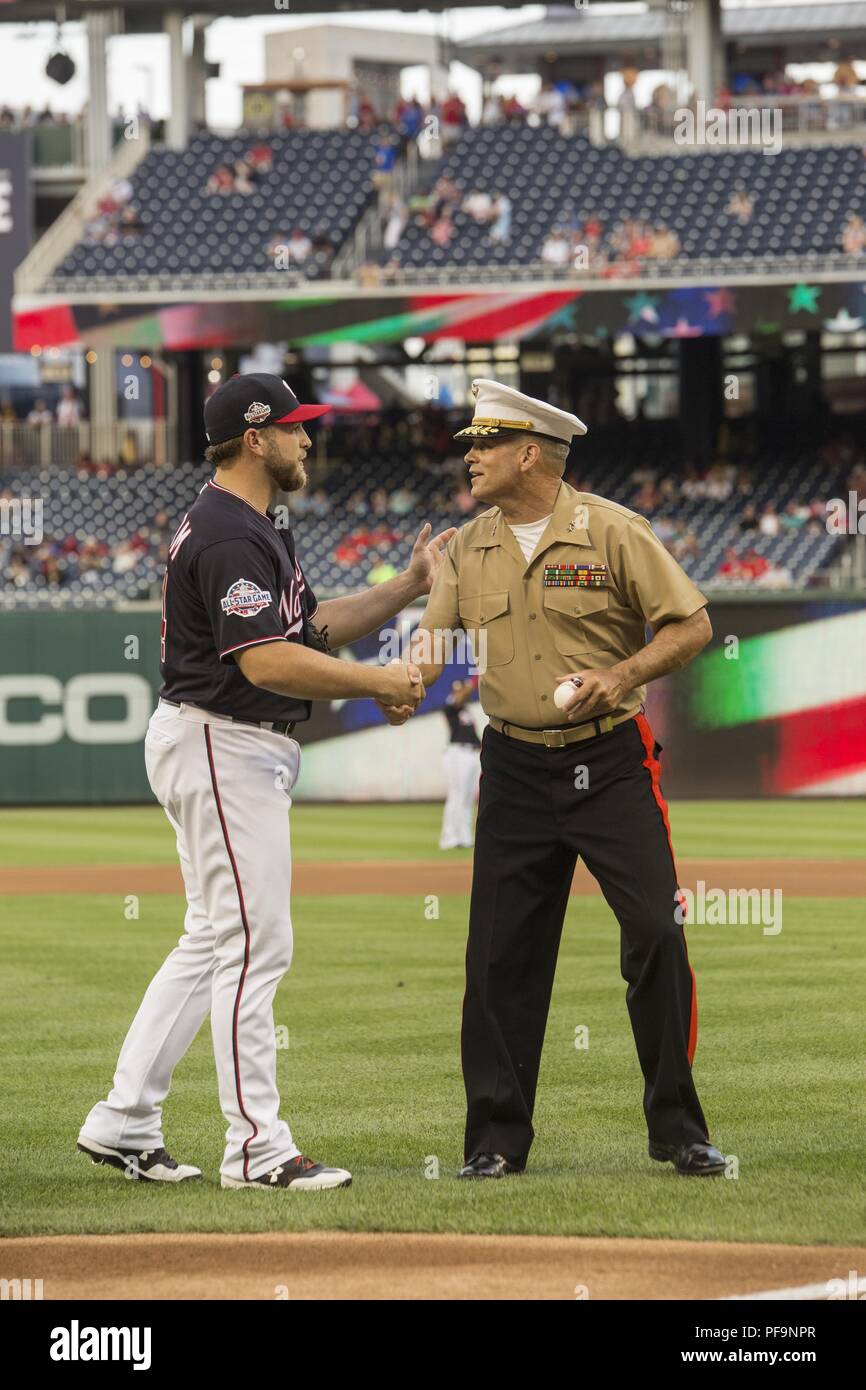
left=204, top=372, right=330, bottom=445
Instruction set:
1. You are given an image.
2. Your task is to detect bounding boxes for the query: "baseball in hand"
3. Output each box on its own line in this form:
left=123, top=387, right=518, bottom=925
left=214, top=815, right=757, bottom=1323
left=554, top=677, right=583, bottom=710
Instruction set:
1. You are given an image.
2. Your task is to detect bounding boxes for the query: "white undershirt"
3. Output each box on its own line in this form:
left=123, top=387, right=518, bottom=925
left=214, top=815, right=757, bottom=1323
left=507, top=514, right=552, bottom=562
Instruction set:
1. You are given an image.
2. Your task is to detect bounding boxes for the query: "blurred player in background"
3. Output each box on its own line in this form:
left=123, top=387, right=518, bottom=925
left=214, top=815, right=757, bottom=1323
left=439, top=677, right=481, bottom=850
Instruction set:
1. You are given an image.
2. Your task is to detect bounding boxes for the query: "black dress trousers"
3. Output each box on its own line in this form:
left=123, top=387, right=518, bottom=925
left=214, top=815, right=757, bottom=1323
left=462, top=714, right=710, bottom=1168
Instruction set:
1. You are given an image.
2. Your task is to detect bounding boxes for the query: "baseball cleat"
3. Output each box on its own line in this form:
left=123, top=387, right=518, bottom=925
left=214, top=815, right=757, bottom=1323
left=77, top=1136, right=202, bottom=1182
left=221, top=1154, right=352, bottom=1191
left=648, top=1140, right=726, bottom=1176
left=458, top=1151, right=522, bottom=1179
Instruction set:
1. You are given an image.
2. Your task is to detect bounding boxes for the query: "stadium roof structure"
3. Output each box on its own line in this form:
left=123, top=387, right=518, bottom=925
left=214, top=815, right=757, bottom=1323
left=456, top=2, right=866, bottom=64
left=1, top=0, right=537, bottom=21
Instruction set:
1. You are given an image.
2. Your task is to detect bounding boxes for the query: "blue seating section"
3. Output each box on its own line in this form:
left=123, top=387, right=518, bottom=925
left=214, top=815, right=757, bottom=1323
left=393, top=127, right=866, bottom=268
left=0, top=445, right=847, bottom=608
left=50, top=130, right=378, bottom=285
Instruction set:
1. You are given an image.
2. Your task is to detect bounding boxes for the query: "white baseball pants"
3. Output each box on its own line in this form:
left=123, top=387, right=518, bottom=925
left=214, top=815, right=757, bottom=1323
left=439, top=743, right=481, bottom=849
left=80, top=700, right=302, bottom=1183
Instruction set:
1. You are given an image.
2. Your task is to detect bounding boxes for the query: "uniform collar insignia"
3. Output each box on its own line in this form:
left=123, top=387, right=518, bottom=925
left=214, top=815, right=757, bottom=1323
left=550, top=483, right=592, bottom=546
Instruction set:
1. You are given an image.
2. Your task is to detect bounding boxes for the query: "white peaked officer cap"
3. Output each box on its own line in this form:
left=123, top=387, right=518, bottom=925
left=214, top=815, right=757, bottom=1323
left=453, top=378, right=588, bottom=444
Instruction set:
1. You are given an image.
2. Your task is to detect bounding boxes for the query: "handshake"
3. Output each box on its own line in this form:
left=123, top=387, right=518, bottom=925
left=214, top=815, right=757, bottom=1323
left=373, top=659, right=425, bottom=727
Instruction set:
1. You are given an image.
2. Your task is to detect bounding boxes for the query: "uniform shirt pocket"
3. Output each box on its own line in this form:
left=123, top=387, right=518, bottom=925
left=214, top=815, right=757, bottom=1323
left=457, top=590, right=514, bottom=670
left=542, top=586, right=610, bottom=658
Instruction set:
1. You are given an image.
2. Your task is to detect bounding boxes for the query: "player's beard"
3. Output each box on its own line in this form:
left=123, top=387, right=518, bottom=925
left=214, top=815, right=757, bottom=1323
left=262, top=438, right=307, bottom=493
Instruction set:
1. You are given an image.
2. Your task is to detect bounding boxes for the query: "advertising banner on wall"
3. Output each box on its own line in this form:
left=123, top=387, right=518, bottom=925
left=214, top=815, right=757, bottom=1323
left=0, top=132, right=32, bottom=353
left=0, top=598, right=863, bottom=804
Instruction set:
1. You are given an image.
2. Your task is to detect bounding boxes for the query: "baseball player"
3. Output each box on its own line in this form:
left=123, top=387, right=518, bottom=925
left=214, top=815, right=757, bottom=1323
left=78, top=372, right=453, bottom=1191
left=387, top=379, right=726, bottom=1180
left=439, top=678, right=481, bottom=850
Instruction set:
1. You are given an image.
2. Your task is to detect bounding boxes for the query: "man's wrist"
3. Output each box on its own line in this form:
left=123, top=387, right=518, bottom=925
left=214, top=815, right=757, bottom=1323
left=400, top=567, right=428, bottom=602
left=610, top=659, right=637, bottom=694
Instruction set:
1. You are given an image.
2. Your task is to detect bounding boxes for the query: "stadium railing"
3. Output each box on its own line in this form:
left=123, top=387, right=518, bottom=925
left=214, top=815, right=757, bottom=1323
left=0, top=420, right=168, bottom=470
left=14, top=125, right=151, bottom=296
left=627, top=94, right=866, bottom=151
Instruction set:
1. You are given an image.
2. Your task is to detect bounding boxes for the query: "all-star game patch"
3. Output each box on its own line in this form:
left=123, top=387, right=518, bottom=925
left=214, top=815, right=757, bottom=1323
left=220, top=578, right=273, bottom=617
left=543, top=563, right=607, bottom=589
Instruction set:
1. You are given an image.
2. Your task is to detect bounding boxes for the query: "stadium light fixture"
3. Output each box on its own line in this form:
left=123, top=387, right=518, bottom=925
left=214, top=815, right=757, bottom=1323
left=45, top=8, right=75, bottom=87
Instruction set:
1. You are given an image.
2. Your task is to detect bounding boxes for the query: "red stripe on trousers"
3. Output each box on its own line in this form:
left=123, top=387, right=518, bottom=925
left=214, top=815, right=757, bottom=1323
left=204, top=725, right=258, bottom=1181
left=634, top=713, right=698, bottom=1065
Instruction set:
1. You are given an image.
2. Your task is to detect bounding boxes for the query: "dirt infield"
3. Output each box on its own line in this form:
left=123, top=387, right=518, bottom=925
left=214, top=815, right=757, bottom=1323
left=3, top=1231, right=864, bottom=1300
left=1, top=857, right=863, bottom=897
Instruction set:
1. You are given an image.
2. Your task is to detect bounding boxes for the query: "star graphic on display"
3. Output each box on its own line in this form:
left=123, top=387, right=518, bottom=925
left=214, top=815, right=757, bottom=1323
left=625, top=292, right=660, bottom=324
left=823, top=308, right=864, bottom=333
left=668, top=317, right=703, bottom=338
left=705, top=289, right=735, bottom=317
left=788, top=283, right=820, bottom=313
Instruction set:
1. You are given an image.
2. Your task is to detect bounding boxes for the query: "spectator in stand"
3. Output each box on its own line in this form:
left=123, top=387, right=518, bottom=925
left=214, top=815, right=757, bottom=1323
left=206, top=164, right=235, bottom=195
left=27, top=398, right=53, bottom=426
left=117, top=205, right=145, bottom=235
left=431, top=212, right=455, bottom=247
left=541, top=227, right=571, bottom=267
left=383, top=194, right=408, bottom=252
left=462, top=187, right=493, bottom=223
left=373, top=134, right=398, bottom=190
left=232, top=159, right=256, bottom=194
left=453, top=482, right=477, bottom=515
left=726, top=189, right=754, bottom=225
left=1, top=396, right=17, bottom=422
left=394, top=96, right=425, bottom=140
left=388, top=485, right=417, bottom=517
left=741, top=549, right=773, bottom=583
left=489, top=192, right=512, bottom=244
left=355, top=93, right=378, bottom=132
left=56, top=385, right=83, bottom=427
left=759, top=503, right=781, bottom=537
left=439, top=91, right=467, bottom=146
left=501, top=93, right=526, bottom=123
left=739, top=502, right=759, bottom=533
left=367, top=551, right=399, bottom=586
left=535, top=82, right=566, bottom=130
left=246, top=142, right=273, bottom=173
left=583, top=214, right=603, bottom=247
left=705, top=462, right=735, bottom=501
left=717, top=547, right=745, bottom=580
left=481, top=93, right=504, bottom=126
left=370, top=487, right=390, bottom=518
left=780, top=501, right=810, bottom=529
left=119, top=430, right=139, bottom=466
left=648, top=224, right=681, bottom=259
left=841, top=214, right=866, bottom=254
left=286, top=228, right=312, bottom=264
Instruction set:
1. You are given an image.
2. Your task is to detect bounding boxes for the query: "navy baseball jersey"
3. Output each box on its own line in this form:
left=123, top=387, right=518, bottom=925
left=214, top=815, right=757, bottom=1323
left=444, top=697, right=481, bottom=748
left=160, top=478, right=318, bottom=722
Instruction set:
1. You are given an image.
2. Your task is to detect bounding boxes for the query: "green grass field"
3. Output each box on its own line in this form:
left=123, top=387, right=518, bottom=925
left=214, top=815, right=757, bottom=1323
left=0, top=799, right=864, bottom=865
left=0, top=803, right=864, bottom=1245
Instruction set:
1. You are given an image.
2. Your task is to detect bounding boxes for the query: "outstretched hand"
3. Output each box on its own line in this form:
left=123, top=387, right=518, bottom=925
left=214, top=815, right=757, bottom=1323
left=405, top=522, right=457, bottom=595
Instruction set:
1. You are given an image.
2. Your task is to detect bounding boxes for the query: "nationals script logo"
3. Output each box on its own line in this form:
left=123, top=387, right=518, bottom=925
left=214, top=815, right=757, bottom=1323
left=220, top=579, right=272, bottom=618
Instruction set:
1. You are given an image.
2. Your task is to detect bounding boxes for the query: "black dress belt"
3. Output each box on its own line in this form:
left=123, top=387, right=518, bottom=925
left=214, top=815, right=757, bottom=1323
left=161, top=699, right=295, bottom=737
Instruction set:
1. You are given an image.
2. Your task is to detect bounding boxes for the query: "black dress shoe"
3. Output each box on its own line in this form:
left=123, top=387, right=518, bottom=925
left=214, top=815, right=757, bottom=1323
left=649, top=1140, right=726, bottom=1176
left=458, top=1151, right=521, bottom=1179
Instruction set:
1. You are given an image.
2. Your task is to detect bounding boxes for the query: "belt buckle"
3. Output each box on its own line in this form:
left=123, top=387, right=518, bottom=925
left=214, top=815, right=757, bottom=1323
left=599, top=715, right=614, bottom=734
left=542, top=729, right=567, bottom=749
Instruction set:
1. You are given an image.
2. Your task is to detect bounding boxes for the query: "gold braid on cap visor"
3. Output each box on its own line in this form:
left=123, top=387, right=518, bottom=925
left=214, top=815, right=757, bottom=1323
left=454, top=417, right=535, bottom=437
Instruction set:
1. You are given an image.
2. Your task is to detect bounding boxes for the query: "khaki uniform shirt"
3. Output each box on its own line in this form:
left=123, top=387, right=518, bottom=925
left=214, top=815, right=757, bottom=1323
left=417, top=480, right=707, bottom=729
